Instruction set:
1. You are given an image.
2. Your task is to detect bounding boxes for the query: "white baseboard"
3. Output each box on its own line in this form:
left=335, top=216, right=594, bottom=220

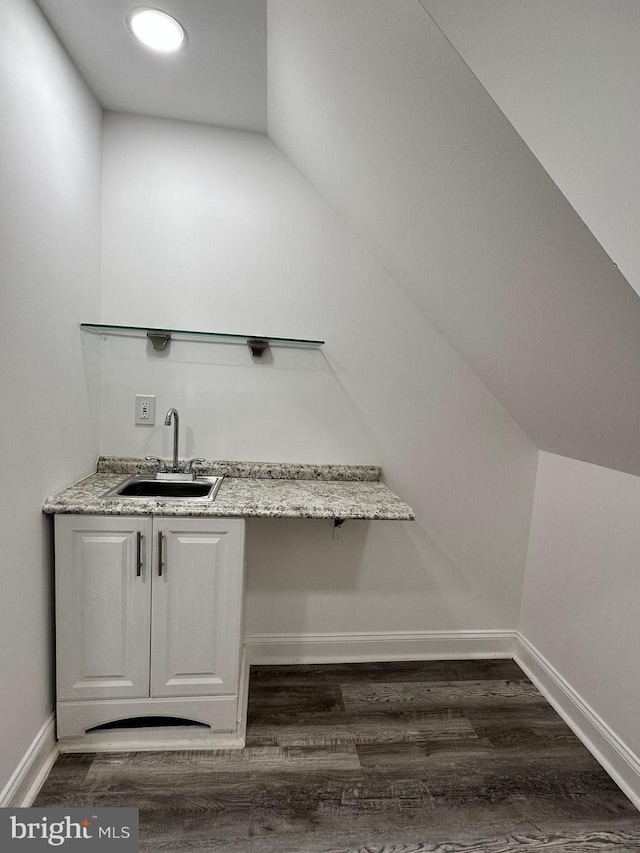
left=245, top=629, right=516, bottom=664
left=514, top=634, right=640, bottom=811
left=0, top=714, right=58, bottom=807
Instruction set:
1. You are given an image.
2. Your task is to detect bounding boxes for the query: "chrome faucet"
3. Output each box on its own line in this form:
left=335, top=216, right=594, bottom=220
left=164, top=407, right=180, bottom=472
left=183, top=457, right=205, bottom=474
left=144, top=455, right=168, bottom=473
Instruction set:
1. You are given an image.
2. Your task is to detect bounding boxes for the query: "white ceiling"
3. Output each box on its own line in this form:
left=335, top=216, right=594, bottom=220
left=268, top=0, right=640, bottom=476
left=35, top=0, right=267, bottom=132
left=422, top=0, right=640, bottom=301
left=29, top=0, right=640, bottom=475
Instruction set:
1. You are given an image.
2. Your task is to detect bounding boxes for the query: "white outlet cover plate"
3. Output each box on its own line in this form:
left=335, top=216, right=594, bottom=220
left=135, top=394, right=156, bottom=426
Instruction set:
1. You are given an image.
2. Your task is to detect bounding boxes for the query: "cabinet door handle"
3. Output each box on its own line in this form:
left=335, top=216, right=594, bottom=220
left=157, top=530, right=164, bottom=577
left=136, top=531, right=143, bottom=578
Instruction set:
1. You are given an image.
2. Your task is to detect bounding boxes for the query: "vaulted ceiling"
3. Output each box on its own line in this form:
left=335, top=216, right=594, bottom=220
left=34, top=0, right=640, bottom=475
left=423, top=0, right=640, bottom=300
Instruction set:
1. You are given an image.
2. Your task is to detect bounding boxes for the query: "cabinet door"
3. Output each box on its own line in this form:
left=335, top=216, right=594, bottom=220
left=55, top=515, right=152, bottom=702
left=150, top=518, right=244, bottom=698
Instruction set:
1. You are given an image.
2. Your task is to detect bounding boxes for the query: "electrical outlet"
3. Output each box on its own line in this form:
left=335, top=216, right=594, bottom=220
left=135, top=394, right=156, bottom=426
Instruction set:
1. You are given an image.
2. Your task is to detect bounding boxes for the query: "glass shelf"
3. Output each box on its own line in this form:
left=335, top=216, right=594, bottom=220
left=81, top=323, right=324, bottom=357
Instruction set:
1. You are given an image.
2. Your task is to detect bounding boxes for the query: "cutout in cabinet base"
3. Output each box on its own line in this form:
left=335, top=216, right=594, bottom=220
left=87, top=716, right=210, bottom=733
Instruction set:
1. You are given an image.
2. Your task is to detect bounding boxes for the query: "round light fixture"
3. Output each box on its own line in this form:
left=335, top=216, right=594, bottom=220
left=126, top=7, right=186, bottom=53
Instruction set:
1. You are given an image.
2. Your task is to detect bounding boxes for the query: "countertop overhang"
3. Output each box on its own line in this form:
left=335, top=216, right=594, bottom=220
left=43, top=457, right=415, bottom=521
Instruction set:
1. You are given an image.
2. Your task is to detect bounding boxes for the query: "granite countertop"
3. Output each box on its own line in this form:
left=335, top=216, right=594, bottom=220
left=43, top=457, right=415, bottom=521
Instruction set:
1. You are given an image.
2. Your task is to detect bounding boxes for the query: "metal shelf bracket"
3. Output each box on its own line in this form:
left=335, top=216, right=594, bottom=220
left=247, top=338, right=269, bottom=357
left=147, top=331, right=172, bottom=351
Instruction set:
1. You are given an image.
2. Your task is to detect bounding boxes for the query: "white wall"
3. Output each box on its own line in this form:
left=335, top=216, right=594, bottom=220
left=521, top=451, right=640, bottom=760
left=100, top=111, right=538, bottom=636
left=423, top=0, right=640, bottom=298
left=0, top=0, right=101, bottom=797
left=418, top=1, right=640, bottom=778
left=267, top=0, right=640, bottom=478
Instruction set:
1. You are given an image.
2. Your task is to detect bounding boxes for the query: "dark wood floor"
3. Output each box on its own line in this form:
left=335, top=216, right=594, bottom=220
left=35, top=660, right=640, bottom=851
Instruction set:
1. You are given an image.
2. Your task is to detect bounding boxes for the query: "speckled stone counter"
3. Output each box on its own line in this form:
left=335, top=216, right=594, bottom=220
left=96, top=456, right=383, bottom=482
left=43, top=457, right=415, bottom=521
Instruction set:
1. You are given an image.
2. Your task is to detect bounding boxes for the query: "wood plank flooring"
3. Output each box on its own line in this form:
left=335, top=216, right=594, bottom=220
left=34, top=660, right=640, bottom=851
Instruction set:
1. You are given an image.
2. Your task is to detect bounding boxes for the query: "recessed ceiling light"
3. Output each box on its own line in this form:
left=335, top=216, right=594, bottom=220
left=126, top=7, right=186, bottom=53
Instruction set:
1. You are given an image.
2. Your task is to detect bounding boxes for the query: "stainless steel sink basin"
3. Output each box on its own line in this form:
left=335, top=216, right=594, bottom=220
left=103, top=474, right=224, bottom=502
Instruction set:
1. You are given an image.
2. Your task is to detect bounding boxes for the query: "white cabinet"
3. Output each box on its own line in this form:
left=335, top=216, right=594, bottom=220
left=54, top=514, right=245, bottom=746
left=150, top=518, right=243, bottom=699
left=56, top=516, right=153, bottom=703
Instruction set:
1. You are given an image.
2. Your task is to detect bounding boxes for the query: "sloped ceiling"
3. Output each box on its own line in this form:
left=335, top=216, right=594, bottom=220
left=268, top=0, right=640, bottom=475
left=31, top=0, right=640, bottom=475
left=422, top=0, right=640, bottom=299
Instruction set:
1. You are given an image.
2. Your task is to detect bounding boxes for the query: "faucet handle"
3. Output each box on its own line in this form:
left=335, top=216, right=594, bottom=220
left=183, top=457, right=205, bottom=474
left=145, top=455, right=168, bottom=473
